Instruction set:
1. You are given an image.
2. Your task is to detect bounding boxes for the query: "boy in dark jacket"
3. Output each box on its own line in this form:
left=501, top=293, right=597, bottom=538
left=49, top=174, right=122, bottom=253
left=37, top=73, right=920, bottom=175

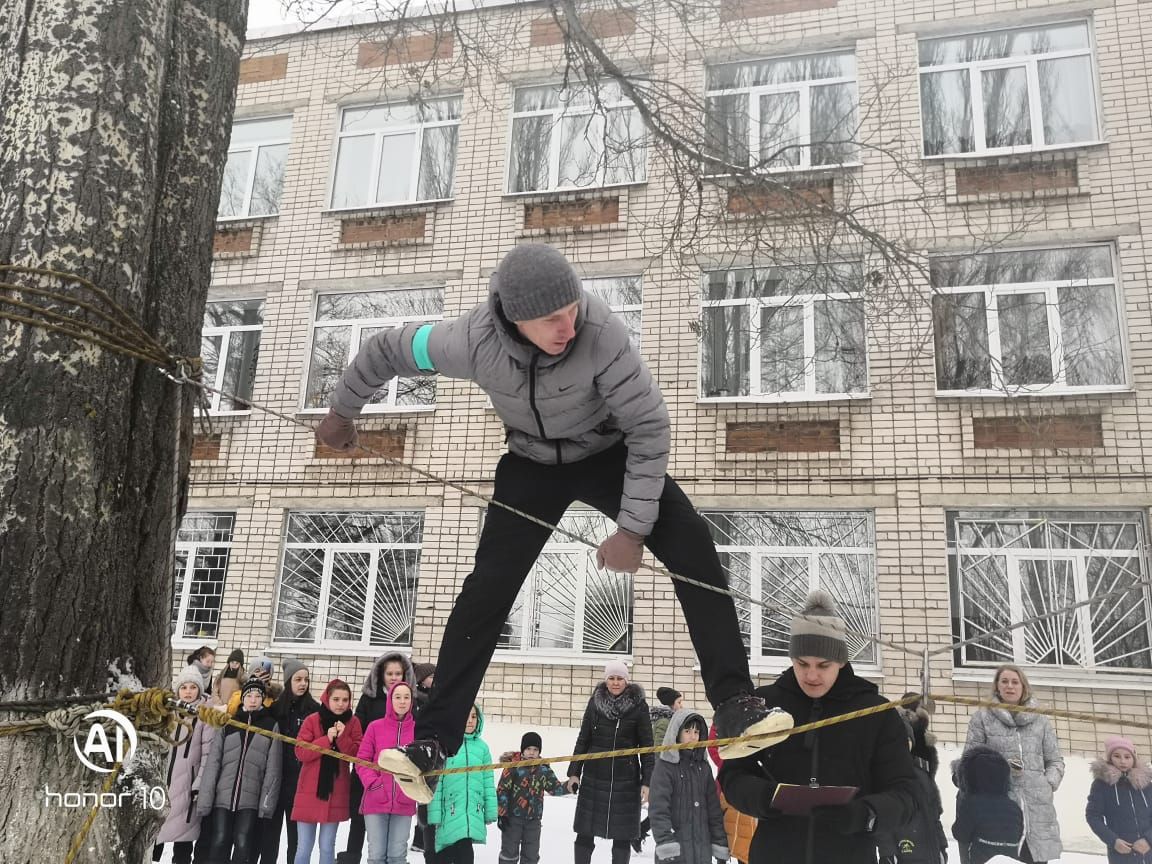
left=318, top=244, right=790, bottom=803
left=497, top=731, right=568, bottom=864
left=876, top=708, right=948, bottom=864
left=1086, top=736, right=1152, bottom=864
left=650, top=709, right=729, bottom=864
left=952, top=746, right=1024, bottom=864
left=719, top=591, right=920, bottom=864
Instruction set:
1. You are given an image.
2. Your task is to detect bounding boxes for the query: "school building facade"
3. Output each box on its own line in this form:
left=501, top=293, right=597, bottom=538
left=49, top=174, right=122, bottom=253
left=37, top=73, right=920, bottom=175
left=177, top=0, right=1152, bottom=752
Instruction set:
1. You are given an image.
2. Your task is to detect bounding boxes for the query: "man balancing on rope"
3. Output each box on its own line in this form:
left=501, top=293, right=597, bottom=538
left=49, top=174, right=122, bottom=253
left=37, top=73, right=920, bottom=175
left=316, top=244, right=792, bottom=803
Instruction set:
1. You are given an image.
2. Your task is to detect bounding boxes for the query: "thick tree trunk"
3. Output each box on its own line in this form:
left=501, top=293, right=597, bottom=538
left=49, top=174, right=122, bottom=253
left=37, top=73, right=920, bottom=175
left=0, top=1, right=246, bottom=861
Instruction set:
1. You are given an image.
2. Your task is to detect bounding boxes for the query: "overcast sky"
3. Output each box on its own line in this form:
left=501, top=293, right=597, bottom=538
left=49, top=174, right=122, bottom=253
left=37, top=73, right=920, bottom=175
left=246, top=0, right=380, bottom=31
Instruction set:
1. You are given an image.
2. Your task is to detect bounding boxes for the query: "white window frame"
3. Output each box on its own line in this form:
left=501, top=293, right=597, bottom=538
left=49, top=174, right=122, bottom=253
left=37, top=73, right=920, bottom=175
left=218, top=116, right=292, bottom=221
left=918, top=20, right=1103, bottom=158
left=705, top=509, right=880, bottom=673
left=705, top=51, right=859, bottom=174
left=582, top=275, right=643, bottom=350
left=328, top=98, right=461, bottom=210
left=201, top=299, right=263, bottom=416
left=504, top=82, right=647, bottom=195
left=698, top=267, right=869, bottom=403
left=949, top=510, right=1152, bottom=676
left=172, top=512, right=234, bottom=647
left=271, top=511, right=423, bottom=653
left=301, top=287, right=444, bottom=414
left=495, top=510, right=633, bottom=661
left=932, top=243, right=1128, bottom=396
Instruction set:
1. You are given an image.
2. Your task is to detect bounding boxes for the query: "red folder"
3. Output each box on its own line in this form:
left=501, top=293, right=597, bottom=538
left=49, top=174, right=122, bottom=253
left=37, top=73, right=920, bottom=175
left=770, top=783, right=859, bottom=816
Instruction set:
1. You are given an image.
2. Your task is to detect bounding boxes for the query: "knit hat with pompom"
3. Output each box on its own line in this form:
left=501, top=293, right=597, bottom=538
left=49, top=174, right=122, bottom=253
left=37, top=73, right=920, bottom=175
left=789, top=590, right=849, bottom=663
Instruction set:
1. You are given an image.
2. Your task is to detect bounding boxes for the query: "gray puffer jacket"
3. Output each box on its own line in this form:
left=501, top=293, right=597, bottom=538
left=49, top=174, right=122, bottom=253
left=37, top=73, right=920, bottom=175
left=964, top=701, right=1065, bottom=861
left=330, top=283, right=669, bottom=536
left=649, top=710, right=728, bottom=864
left=197, top=707, right=282, bottom=817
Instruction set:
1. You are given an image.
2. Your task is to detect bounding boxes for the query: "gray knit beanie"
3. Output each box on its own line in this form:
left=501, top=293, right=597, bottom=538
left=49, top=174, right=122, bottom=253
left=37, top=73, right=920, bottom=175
left=494, top=244, right=584, bottom=322
left=282, top=658, right=308, bottom=687
left=789, top=590, right=849, bottom=663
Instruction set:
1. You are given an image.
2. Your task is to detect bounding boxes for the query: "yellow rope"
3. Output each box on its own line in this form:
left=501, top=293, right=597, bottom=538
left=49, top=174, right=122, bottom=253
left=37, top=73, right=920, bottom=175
left=932, top=694, right=1152, bottom=731
left=63, top=761, right=122, bottom=864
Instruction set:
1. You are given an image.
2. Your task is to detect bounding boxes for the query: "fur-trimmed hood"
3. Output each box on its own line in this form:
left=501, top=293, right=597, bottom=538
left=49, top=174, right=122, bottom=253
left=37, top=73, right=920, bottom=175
left=1092, top=758, right=1152, bottom=790
left=592, top=681, right=646, bottom=719
left=362, top=651, right=415, bottom=698
left=897, top=704, right=939, bottom=777
left=659, top=709, right=708, bottom=764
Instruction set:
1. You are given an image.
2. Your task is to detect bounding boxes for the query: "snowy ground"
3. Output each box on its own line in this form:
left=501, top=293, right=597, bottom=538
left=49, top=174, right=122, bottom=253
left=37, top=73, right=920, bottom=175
left=156, top=720, right=1107, bottom=863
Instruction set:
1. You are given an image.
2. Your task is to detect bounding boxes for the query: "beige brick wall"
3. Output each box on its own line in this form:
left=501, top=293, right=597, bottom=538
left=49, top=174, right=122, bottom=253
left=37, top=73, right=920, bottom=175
left=180, top=0, right=1152, bottom=754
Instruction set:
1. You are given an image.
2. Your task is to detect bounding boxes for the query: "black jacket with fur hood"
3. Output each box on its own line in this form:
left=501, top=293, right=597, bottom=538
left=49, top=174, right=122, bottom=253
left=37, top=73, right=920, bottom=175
left=1086, top=758, right=1152, bottom=864
left=952, top=746, right=1024, bottom=864
left=354, top=651, right=415, bottom=727
left=568, top=682, right=655, bottom=840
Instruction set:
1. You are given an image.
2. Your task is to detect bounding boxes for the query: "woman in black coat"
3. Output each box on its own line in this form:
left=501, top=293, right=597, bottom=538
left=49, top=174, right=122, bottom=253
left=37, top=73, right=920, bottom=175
left=566, top=662, right=655, bottom=864
left=719, top=591, right=920, bottom=864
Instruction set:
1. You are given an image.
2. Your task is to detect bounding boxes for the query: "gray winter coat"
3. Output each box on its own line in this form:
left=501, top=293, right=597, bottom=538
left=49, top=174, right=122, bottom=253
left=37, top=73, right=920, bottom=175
left=197, top=708, right=282, bottom=818
left=330, top=286, right=670, bottom=536
left=649, top=710, right=729, bottom=864
left=964, top=702, right=1065, bottom=861
left=156, top=702, right=215, bottom=844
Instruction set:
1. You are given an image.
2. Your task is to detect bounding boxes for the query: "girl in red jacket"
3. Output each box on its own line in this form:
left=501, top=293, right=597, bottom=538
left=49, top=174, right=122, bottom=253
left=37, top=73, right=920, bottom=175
left=292, top=679, right=364, bottom=864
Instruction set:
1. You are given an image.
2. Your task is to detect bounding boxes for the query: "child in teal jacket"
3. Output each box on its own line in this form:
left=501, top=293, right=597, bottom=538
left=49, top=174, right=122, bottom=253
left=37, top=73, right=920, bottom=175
left=428, top=704, right=497, bottom=862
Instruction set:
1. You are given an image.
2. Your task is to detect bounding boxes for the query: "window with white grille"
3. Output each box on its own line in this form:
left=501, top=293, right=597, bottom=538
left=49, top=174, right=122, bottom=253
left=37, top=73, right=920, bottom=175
left=201, top=299, right=263, bottom=414
left=703, top=510, right=879, bottom=666
left=303, top=288, right=443, bottom=412
left=173, top=512, right=234, bottom=641
left=273, top=512, right=423, bottom=649
left=498, top=511, right=633, bottom=657
left=948, top=510, right=1152, bottom=672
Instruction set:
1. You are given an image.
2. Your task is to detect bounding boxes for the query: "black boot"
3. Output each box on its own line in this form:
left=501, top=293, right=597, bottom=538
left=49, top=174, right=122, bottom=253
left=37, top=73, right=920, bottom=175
left=375, top=738, right=446, bottom=804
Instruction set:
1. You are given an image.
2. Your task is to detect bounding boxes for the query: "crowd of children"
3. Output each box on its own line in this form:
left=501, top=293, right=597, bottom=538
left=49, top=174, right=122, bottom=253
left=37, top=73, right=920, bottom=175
left=153, top=637, right=1152, bottom=864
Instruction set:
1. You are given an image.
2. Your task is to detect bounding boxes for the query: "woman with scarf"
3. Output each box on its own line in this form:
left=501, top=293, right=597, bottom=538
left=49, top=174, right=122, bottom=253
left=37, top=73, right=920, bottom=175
left=292, top=679, right=364, bottom=864
left=259, top=659, right=321, bottom=864
left=565, top=660, right=654, bottom=864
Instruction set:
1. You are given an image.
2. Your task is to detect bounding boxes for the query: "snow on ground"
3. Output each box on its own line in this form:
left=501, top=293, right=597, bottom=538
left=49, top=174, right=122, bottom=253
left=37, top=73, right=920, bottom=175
left=155, top=719, right=1106, bottom=863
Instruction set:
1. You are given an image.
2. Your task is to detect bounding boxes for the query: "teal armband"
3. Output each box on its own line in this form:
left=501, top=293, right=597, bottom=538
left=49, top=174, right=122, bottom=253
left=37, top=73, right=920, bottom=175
left=411, top=323, right=436, bottom=373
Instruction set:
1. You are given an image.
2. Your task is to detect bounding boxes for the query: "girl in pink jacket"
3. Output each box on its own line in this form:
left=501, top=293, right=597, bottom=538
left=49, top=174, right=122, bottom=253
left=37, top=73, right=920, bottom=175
left=357, top=681, right=417, bottom=864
